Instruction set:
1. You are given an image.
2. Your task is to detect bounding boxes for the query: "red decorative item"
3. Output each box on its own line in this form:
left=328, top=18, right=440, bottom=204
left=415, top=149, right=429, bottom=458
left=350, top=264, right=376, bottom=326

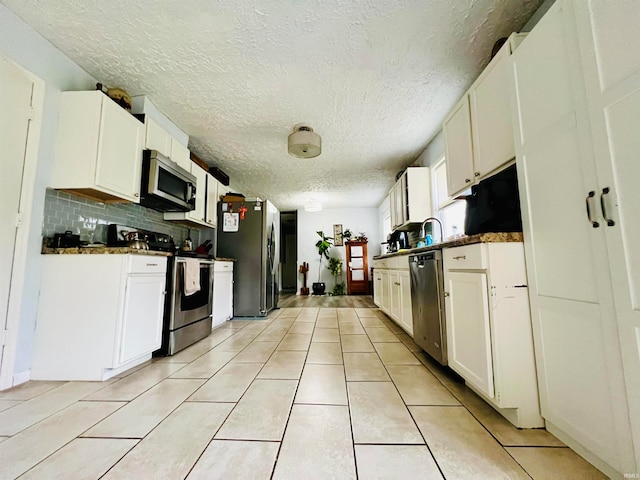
left=238, top=204, right=248, bottom=220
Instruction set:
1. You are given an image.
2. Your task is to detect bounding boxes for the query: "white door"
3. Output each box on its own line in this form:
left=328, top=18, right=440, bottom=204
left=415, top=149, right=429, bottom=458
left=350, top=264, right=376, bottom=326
left=445, top=271, right=494, bottom=399
left=510, top=0, right=634, bottom=470
left=576, top=0, right=640, bottom=466
left=0, top=58, right=36, bottom=389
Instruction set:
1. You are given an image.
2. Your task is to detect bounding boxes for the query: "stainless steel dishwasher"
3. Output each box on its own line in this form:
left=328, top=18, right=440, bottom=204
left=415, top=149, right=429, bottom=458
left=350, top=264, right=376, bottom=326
left=409, top=251, right=447, bottom=365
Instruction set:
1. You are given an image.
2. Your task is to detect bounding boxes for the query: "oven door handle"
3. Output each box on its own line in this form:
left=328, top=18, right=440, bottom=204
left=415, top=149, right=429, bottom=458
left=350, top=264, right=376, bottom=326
left=176, top=259, right=214, bottom=265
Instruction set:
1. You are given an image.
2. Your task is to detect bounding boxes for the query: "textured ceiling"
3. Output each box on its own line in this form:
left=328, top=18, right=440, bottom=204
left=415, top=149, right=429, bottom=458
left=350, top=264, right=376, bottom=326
left=2, top=0, right=542, bottom=211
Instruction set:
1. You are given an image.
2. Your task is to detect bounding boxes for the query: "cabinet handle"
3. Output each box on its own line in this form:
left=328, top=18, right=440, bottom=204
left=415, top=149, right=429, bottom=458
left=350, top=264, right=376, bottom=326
left=474, top=171, right=480, bottom=177
left=600, top=187, right=615, bottom=226
left=452, top=255, right=466, bottom=260
left=444, top=291, right=450, bottom=297
left=394, top=282, right=401, bottom=286
left=146, top=263, right=158, bottom=266
left=134, top=193, right=140, bottom=197
left=585, top=191, right=600, bottom=228
left=465, top=178, right=471, bottom=183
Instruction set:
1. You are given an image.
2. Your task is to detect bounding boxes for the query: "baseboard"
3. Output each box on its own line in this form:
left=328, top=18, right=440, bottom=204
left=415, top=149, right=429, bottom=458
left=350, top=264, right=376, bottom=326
left=13, top=370, right=30, bottom=386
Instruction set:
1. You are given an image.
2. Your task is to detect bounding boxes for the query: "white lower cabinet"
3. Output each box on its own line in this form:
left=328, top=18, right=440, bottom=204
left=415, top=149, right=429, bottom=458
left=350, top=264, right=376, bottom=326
left=212, top=261, right=234, bottom=328
left=443, top=243, right=542, bottom=428
left=372, top=256, right=413, bottom=336
left=32, top=254, right=167, bottom=381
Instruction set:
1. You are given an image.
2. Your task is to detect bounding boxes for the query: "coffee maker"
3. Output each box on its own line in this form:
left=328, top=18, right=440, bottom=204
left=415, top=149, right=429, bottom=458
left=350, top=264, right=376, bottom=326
left=384, top=231, right=409, bottom=253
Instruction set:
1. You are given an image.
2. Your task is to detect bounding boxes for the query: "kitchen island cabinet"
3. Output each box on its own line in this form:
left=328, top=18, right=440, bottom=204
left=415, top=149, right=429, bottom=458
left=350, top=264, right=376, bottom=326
left=51, top=90, right=143, bottom=203
left=31, top=254, right=167, bottom=381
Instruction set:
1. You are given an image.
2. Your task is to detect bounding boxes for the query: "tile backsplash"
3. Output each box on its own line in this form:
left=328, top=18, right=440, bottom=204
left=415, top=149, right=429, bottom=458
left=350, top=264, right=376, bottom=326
left=42, top=189, right=211, bottom=246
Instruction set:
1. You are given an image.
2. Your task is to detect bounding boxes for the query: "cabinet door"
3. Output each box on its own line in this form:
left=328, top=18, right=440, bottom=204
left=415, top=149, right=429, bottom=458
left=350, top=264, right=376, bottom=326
left=399, top=270, right=413, bottom=335
left=145, top=118, right=172, bottom=157
left=511, top=1, right=633, bottom=471
left=380, top=270, right=390, bottom=314
left=444, top=96, right=475, bottom=197
left=170, top=140, right=192, bottom=171
left=213, top=269, right=233, bottom=328
left=188, top=164, right=207, bottom=223
left=445, top=271, right=494, bottom=398
left=576, top=0, right=640, bottom=467
left=205, top=173, right=219, bottom=227
left=389, top=270, right=402, bottom=322
left=95, top=99, right=143, bottom=202
left=470, top=45, right=515, bottom=178
left=119, top=274, right=165, bottom=365
left=373, top=269, right=382, bottom=307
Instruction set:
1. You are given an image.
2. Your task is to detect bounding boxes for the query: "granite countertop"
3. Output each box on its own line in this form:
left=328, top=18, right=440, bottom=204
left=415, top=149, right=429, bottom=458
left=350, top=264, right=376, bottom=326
left=214, top=257, right=236, bottom=262
left=42, top=246, right=173, bottom=257
left=373, top=232, right=524, bottom=259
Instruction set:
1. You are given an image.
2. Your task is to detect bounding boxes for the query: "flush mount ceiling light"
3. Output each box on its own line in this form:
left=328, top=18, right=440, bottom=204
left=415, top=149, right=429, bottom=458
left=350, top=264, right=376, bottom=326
left=304, top=201, right=322, bottom=212
left=288, top=124, right=321, bottom=158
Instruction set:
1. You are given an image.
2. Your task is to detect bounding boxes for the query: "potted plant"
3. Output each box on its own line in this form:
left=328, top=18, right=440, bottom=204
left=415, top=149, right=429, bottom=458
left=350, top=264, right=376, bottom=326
left=327, top=256, right=346, bottom=296
left=313, top=231, right=333, bottom=295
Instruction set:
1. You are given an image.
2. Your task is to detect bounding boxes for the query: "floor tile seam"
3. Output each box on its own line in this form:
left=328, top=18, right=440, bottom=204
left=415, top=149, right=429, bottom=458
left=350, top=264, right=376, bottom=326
left=0, top=390, right=123, bottom=437
left=171, top=350, right=241, bottom=381
left=182, top=401, right=249, bottom=478
left=0, top=383, right=66, bottom=402
left=91, top=363, right=192, bottom=399
left=188, top=359, right=263, bottom=403
left=412, top=352, right=539, bottom=452
left=21, top=432, right=139, bottom=479
left=267, top=346, right=309, bottom=480
left=341, top=334, right=360, bottom=480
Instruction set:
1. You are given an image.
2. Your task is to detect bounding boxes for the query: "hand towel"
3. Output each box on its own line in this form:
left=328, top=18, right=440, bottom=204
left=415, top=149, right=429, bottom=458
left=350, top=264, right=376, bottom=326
left=183, top=258, right=201, bottom=296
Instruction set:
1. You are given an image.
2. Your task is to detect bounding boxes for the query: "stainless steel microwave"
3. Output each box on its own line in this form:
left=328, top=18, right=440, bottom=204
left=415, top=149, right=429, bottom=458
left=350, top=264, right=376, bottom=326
left=140, top=150, right=196, bottom=212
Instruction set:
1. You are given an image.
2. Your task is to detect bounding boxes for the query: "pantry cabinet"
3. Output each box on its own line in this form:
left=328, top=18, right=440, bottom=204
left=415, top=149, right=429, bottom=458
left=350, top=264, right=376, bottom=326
left=444, top=33, right=526, bottom=197
left=52, top=90, right=143, bottom=203
left=389, top=167, right=431, bottom=231
left=510, top=0, right=638, bottom=474
left=32, top=254, right=167, bottom=381
left=443, top=243, right=542, bottom=428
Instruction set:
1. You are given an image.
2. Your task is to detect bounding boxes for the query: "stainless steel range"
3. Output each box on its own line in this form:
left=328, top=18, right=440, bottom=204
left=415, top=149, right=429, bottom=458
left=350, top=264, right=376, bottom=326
left=107, top=224, right=214, bottom=356
left=161, top=251, right=214, bottom=355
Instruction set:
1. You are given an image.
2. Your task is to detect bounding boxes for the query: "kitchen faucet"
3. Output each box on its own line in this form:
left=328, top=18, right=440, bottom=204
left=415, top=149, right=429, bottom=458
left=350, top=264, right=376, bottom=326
left=419, top=217, right=444, bottom=245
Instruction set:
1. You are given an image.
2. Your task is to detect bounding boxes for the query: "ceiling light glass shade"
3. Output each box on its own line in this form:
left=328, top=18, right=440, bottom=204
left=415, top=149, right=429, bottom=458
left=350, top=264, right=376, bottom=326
left=288, top=125, right=321, bottom=158
left=304, top=201, right=322, bottom=212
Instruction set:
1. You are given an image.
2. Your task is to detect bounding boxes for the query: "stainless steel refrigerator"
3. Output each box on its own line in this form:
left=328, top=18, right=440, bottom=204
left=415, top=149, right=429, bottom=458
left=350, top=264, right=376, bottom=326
left=217, top=199, right=279, bottom=317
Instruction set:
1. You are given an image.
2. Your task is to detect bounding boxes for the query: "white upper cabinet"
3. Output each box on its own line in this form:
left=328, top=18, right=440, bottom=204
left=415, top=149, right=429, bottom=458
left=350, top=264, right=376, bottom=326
left=444, top=33, right=526, bottom=198
left=443, top=97, right=475, bottom=195
left=389, top=167, right=432, bottom=231
left=144, top=117, right=172, bottom=157
left=205, top=173, right=219, bottom=228
left=52, top=90, right=143, bottom=203
left=170, top=140, right=192, bottom=171
left=143, top=116, right=192, bottom=171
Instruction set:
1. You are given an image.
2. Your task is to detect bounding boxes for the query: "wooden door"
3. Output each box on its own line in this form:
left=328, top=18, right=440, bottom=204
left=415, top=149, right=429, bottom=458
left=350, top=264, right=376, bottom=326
left=346, top=241, right=369, bottom=294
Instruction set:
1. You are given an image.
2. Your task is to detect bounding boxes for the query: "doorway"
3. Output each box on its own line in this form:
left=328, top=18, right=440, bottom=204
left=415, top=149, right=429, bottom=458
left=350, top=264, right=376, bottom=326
left=0, top=56, right=43, bottom=390
left=280, top=211, right=297, bottom=293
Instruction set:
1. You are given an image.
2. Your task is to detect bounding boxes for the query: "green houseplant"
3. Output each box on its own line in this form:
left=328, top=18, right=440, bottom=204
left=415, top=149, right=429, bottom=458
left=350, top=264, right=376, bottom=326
left=327, top=256, right=345, bottom=296
left=313, top=231, right=333, bottom=295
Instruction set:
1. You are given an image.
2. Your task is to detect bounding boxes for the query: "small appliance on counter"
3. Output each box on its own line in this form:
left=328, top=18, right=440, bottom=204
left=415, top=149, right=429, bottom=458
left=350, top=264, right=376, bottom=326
left=384, top=231, right=409, bottom=253
left=51, top=230, right=81, bottom=248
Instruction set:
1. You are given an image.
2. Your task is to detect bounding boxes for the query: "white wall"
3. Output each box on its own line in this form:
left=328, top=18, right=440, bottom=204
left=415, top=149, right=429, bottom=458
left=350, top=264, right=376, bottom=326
left=0, top=5, right=97, bottom=378
left=297, top=208, right=380, bottom=293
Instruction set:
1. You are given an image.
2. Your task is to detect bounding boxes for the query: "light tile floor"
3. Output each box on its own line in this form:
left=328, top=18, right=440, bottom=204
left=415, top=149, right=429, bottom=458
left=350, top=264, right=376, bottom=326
left=0, top=307, right=608, bottom=479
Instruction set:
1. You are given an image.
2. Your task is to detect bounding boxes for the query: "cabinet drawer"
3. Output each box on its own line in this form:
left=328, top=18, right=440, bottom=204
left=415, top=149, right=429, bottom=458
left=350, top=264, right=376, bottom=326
left=128, top=255, right=167, bottom=274
left=444, top=244, right=487, bottom=270
left=214, top=261, right=234, bottom=272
